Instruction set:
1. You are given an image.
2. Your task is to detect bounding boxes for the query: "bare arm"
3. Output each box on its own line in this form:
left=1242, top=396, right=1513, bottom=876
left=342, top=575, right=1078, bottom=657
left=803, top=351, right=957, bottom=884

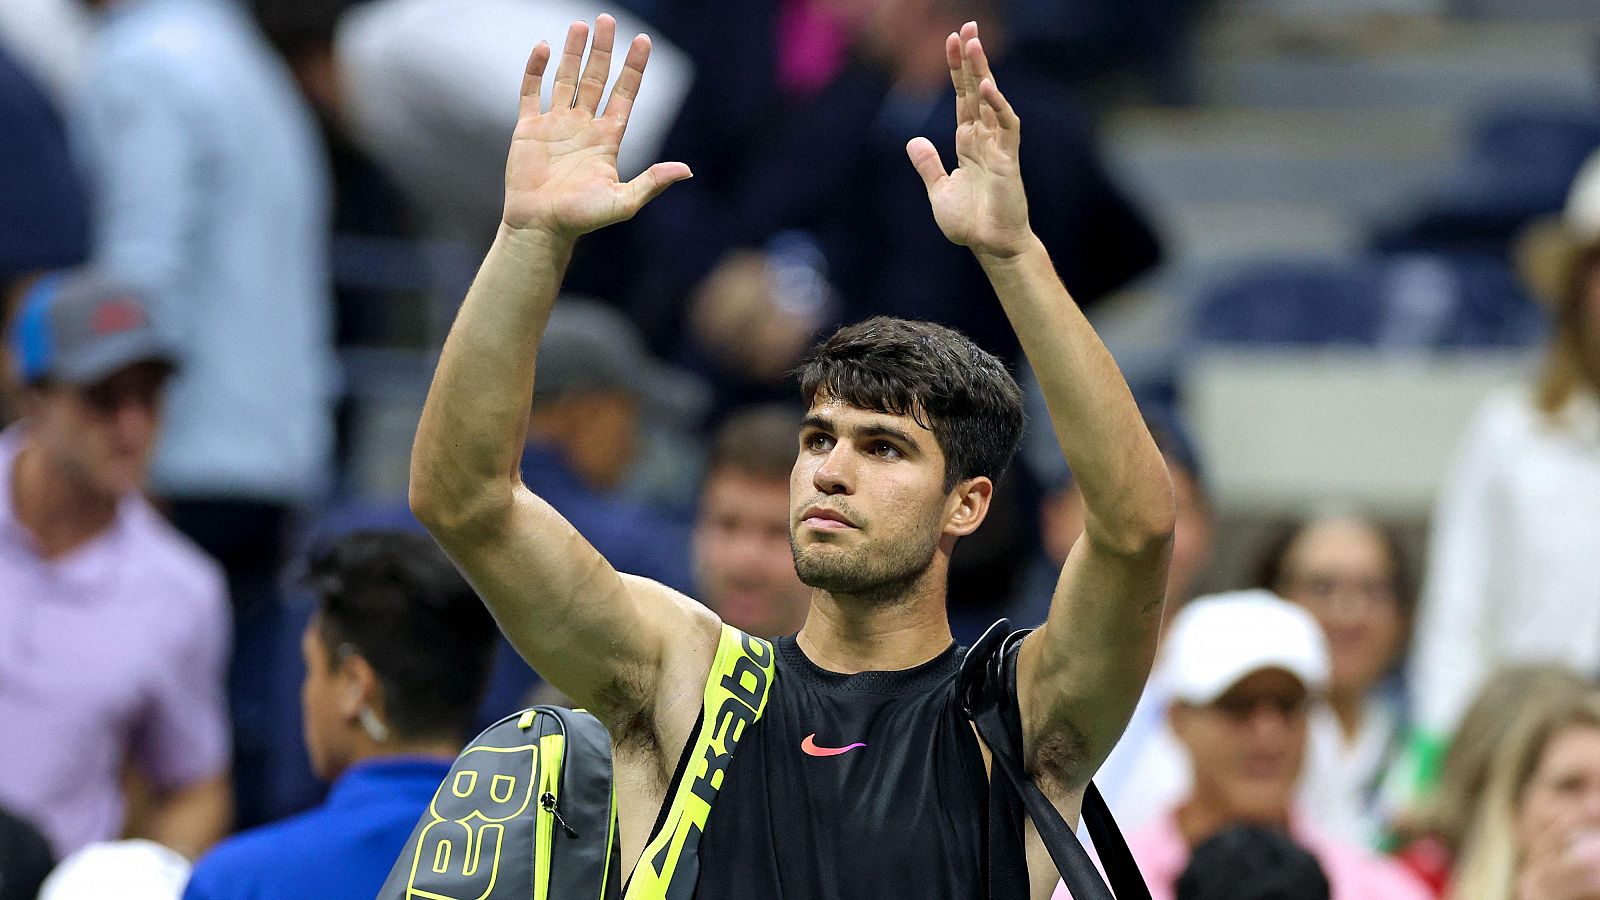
left=409, top=16, right=717, bottom=727
left=124, top=772, right=231, bottom=860
left=908, top=25, right=1175, bottom=781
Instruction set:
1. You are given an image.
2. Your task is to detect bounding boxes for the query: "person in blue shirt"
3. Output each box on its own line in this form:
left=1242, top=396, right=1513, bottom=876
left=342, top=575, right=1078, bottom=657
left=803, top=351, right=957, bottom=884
left=182, top=531, right=497, bottom=900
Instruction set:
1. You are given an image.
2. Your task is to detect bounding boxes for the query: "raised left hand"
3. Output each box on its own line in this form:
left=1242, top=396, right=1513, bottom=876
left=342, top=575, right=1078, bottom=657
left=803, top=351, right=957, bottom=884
left=907, top=22, right=1034, bottom=260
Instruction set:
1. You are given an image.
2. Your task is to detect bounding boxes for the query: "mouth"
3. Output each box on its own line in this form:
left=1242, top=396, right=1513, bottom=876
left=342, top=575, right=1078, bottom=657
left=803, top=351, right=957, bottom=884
left=799, top=505, right=856, bottom=530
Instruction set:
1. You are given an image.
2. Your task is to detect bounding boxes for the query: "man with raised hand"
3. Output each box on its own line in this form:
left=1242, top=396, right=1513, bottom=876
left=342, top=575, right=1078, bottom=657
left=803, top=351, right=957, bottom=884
left=410, top=16, right=1174, bottom=898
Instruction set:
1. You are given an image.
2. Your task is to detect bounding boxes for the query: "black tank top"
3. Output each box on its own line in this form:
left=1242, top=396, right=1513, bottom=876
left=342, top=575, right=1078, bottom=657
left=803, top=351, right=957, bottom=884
left=689, top=636, right=1014, bottom=899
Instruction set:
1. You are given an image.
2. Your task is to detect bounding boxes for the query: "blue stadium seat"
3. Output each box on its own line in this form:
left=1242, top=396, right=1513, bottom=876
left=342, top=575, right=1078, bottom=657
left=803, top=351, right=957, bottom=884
left=1185, top=253, right=1546, bottom=351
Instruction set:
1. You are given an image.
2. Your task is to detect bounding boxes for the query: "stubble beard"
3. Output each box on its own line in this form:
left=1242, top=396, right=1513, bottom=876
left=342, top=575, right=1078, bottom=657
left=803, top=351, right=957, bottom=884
left=790, top=525, right=939, bottom=606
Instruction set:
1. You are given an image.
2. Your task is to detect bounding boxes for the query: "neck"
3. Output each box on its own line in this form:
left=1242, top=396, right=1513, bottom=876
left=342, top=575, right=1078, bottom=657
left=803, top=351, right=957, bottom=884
left=1330, top=688, right=1367, bottom=742
left=1176, top=794, right=1290, bottom=849
left=795, top=558, right=953, bottom=673
left=11, top=443, right=119, bottom=558
left=344, top=735, right=463, bottom=774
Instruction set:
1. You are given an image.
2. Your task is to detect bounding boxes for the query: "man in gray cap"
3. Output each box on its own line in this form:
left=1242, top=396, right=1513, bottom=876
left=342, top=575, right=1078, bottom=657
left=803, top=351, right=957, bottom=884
left=0, top=270, right=231, bottom=860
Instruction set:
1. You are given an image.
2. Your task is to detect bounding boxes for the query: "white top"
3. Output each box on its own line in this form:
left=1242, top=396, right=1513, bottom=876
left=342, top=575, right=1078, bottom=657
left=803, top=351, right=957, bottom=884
left=1410, top=386, right=1600, bottom=737
left=74, top=0, right=337, bottom=502
left=336, top=0, right=692, bottom=242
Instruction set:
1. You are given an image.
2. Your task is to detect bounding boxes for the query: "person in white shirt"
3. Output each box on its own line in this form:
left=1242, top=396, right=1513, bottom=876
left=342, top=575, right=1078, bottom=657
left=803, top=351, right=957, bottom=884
left=1409, top=151, right=1600, bottom=774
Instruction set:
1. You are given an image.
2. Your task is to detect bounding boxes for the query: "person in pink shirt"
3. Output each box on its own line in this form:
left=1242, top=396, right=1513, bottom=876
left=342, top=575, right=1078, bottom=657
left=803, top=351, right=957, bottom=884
left=1057, top=592, right=1429, bottom=900
left=0, top=271, right=231, bottom=860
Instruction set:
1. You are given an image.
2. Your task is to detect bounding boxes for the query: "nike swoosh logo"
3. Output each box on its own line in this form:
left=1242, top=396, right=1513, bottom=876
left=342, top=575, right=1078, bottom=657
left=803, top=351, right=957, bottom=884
left=801, top=733, right=867, bottom=757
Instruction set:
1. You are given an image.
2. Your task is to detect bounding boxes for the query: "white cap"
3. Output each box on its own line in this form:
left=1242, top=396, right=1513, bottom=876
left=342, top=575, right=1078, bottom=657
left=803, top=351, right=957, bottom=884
left=1565, top=150, right=1600, bottom=242
left=38, top=840, right=191, bottom=900
left=1163, top=590, right=1330, bottom=706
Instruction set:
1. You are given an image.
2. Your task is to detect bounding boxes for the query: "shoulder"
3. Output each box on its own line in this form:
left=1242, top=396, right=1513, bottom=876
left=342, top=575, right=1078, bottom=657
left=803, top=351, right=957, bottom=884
left=122, top=503, right=231, bottom=628
left=1467, top=387, right=1543, bottom=447
left=187, top=810, right=327, bottom=895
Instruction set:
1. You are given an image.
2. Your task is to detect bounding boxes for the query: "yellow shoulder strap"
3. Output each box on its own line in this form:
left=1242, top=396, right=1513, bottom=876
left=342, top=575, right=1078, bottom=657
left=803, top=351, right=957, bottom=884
left=625, top=624, right=775, bottom=899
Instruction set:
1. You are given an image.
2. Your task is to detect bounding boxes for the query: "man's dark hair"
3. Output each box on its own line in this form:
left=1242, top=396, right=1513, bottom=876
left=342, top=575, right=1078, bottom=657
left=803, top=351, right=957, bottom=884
left=706, top=403, right=803, bottom=483
left=795, top=317, right=1025, bottom=489
left=307, top=530, right=497, bottom=743
left=1176, top=825, right=1330, bottom=900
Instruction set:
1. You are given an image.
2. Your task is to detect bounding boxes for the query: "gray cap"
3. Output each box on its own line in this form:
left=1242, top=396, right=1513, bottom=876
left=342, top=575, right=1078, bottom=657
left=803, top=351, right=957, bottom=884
left=535, top=298, right=706, bottom=422
left=8, top=270, right=176, bottom=386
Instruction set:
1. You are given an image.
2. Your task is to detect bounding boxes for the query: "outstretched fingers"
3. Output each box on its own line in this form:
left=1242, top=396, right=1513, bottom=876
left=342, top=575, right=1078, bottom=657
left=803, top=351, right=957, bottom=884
left=946, top=32, right=970, bottom=126
left=906, top=137, right=948, bottom=191
left=602, top=34, right=652, bottom=124
left=518, top=41, right=552, bottom=115
left=575, top=13, right=617, bottom=113
left=621, top=160, right=693, bottom=217
left=551, top=19, right=589, bottom=109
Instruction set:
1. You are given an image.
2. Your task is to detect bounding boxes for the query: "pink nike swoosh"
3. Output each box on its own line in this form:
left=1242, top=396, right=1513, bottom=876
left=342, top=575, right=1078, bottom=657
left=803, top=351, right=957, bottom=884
left=801, top=733, right=867, bottom=757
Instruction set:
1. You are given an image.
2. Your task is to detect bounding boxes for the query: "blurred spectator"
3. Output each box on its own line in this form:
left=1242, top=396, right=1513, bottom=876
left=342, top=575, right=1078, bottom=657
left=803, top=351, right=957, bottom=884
left=1070, top=592, right=1429, bottom=900
left=1176, top=824, right=1331, bottom=900
left=70, top=0, right=338, bottom=827
left=473, top=299, right=700, bottom=718
left=1013, top=409, right=1214, bottom=627
left=1449, top=684, right=1600, bottom=900
left=0, top=44, right=89, bottom=419
left=0, top=804, right=53, bottom=900
left=183, top=531, right=497, bottom=900
left=694, top=403, right=811, bottom=637
left=39, top=840, right=189, bottom=900
left=1410, top=151, right=1600, bottom=766
left=0, top=0, right=92, bottom=104
left=522, top=299, right=699, bottom=590
left=1255, top=511, right=1416, bottom=847
left=1395, top=665, right=1593, bottom=896
left=253, top=0, right=690, bottom=248
left=629, top=0, right=1160, bottom=398
left=1048, top=411, right=1215, bottom=828
left=0, top=273, right=230, bottom=859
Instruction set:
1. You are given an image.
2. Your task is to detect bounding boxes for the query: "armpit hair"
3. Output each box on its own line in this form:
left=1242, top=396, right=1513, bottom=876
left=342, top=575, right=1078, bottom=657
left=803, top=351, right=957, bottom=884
left=1027, top=719, right=1093, bottom=794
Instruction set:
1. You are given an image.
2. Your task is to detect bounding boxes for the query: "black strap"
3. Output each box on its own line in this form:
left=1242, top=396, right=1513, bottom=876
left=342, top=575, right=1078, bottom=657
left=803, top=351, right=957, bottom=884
left=960, top=619, right=1152, bottom=900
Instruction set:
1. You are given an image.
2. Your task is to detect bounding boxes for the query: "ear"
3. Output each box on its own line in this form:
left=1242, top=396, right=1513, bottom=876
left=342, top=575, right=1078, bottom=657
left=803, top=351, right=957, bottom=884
left=335, top=651, right=382, bottom=723
left=943, top=475, right=994, bottom=538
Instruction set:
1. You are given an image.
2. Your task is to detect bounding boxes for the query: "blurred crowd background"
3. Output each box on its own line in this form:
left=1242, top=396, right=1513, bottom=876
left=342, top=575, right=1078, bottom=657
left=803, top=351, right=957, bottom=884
left=1, top=0, right=1599, bottom=896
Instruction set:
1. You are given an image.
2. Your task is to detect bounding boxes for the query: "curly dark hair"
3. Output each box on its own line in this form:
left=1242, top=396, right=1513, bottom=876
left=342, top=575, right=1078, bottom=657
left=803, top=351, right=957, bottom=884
left=794, top=317, right=1025, bottom=489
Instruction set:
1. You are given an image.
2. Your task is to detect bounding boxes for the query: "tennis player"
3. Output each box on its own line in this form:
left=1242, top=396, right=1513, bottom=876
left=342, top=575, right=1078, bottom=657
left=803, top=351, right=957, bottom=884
left=410, top=16, right=1174, bottom=898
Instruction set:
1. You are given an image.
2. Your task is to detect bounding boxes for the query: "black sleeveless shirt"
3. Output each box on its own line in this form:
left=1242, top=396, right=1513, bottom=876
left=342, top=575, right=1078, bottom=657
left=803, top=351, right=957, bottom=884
left=688, top=636, right=1011, bottom=899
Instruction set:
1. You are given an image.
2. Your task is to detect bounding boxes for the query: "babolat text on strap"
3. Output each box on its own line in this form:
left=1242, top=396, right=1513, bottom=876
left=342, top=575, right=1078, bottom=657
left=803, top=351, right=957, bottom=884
left=624, top=624, right=776, bottom=900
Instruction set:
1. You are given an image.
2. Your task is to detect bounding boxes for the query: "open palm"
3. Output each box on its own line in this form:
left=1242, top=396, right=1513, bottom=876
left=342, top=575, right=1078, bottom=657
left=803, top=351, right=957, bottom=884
left=502, top=15, right=691, bottom=240
left=907, top=24, right=1034, bottom=259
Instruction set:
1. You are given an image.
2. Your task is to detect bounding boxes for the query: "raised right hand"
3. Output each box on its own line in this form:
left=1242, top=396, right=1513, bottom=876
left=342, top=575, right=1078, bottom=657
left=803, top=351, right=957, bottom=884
left=502, top=15, right=691, bottom=241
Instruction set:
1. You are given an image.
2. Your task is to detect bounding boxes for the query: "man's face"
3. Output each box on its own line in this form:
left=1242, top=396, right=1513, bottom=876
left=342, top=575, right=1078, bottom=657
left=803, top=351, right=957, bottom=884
left=1172, top=669, right=1309, bottom=825
left=695, top=468, right=811, bottom=637
left=25, top=362, right=167, bottom=497
left=789, top=397, right=956, bottom=598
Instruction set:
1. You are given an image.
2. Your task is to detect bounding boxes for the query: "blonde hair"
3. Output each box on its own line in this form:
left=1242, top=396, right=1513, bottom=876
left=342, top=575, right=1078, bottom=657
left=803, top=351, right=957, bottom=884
left=1449, top=684, right=1600, bottom=900
left=1534, top=242, right=1600, bottom=419
left=1403, top=665, right=1591, bottom=855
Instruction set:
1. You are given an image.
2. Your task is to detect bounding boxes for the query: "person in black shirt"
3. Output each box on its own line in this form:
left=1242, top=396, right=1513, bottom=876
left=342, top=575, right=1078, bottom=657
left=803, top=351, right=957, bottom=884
left=409, top=15, right=1175, bottom=899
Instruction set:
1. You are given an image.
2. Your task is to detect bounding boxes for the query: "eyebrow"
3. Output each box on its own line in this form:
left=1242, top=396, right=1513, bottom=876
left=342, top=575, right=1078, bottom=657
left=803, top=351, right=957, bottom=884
left=800, top=414, right=923, bottom=454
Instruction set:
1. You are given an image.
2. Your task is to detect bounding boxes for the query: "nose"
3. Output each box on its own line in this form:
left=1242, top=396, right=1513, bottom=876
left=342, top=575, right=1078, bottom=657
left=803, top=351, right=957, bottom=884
left=812, top=443, right=854, bottom=496
left=110, top=396, right=159, bottom=449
